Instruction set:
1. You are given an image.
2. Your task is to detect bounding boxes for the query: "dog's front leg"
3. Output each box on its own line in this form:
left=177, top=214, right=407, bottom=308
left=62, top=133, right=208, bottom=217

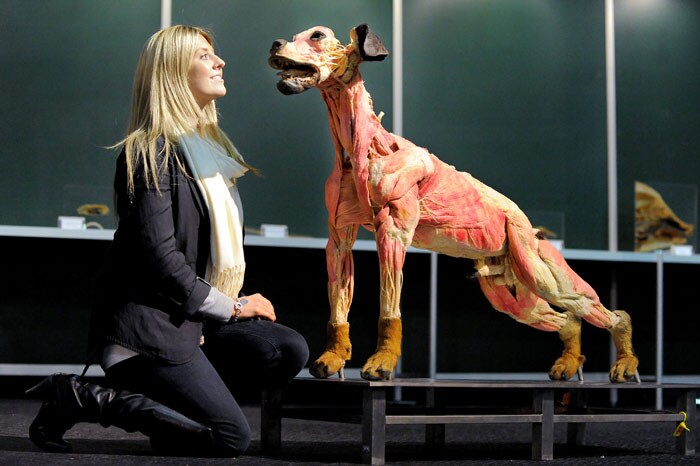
left=361, top=193, right=419, bottom=380
left=309, top=223, right=359, bottom=379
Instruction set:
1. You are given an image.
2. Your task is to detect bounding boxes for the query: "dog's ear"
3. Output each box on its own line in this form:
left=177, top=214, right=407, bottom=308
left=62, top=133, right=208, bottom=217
left=354, top=24, right=388, bottom=61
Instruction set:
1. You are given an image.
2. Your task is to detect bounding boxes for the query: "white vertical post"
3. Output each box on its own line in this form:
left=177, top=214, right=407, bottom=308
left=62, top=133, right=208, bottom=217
left=429, top=252, right=438, bottom=379
left=392, top=0, right=403, bottom=138
left=391, top=0, right=437, bottom=380
left=605, top=0, right=618, bottom=252
left=392, top=0, right=405, bottom=396
left=161, top=0, right=172, bottom=30
left=656, top=253, right=664, bottom=409
left=605, top=0, right=620, bottom=407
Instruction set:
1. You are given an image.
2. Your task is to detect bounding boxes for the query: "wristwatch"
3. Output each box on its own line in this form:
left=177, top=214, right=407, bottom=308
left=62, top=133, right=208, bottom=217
left=232, top=298, right=247, bottom=323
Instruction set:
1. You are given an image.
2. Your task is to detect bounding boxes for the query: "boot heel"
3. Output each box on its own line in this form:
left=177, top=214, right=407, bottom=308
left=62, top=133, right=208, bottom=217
left=25, top=377, right=53, bottom=397
left=25, top=373, right=73, bottom=398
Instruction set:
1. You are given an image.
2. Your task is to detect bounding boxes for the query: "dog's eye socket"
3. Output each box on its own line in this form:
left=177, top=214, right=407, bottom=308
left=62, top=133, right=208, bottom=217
left=310, top=31, right=326, bottom=41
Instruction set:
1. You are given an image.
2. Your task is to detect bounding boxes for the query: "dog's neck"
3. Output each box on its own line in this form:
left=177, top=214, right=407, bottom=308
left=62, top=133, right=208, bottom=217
left=320, top=69, right=386, bottom=165
left=319, top=67, right=398, bottom=217
left=318, top=71, right=378, bottom=218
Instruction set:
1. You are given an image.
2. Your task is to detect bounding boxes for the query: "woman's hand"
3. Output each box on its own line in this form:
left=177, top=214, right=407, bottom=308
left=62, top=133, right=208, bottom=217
left=234, top=293, right=276, bottom=322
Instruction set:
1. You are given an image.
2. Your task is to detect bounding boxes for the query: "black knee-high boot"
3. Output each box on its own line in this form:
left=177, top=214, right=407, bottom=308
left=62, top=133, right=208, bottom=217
left=26, top=373, right=213, bottom=453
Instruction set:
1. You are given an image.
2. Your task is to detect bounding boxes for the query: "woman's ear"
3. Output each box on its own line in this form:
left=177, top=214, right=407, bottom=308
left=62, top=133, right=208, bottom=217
left=354, top=24, right=388, bottom=61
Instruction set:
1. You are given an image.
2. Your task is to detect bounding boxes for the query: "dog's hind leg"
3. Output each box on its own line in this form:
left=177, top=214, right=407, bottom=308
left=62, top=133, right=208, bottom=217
left=609, top=310, right=640, bottom=382
left=549, top=312, right=586, bottom=381
left=478, top=273, right=567, bottom=332
left=507, top=223, right=639, bottom=382
left=479, top=274, right=584, bottom=380
left=535, top=239, right=638, bottom=382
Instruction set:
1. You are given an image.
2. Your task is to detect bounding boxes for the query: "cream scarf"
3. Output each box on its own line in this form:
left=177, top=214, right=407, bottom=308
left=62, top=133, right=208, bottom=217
left=178, top=132, right=248, bottom=299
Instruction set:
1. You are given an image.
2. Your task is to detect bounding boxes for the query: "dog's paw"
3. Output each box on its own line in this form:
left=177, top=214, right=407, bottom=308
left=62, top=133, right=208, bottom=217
left=609, top=354, right=639, bottom=383
left=360, top=351, right=398, bottom=380
left=548, top=353, right=585, bottom=381
left=309, top=351, right=346, bottom=379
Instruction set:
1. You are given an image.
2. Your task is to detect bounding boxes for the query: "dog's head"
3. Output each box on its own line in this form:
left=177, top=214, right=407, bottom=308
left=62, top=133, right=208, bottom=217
left=269, top=24, right=388, bottom=95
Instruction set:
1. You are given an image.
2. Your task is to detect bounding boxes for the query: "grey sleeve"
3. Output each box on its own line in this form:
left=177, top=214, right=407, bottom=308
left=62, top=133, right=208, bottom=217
left=199, top=286, right=235, bottom=322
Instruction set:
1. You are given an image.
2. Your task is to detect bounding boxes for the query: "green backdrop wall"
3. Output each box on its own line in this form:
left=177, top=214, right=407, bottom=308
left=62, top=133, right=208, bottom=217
left=0, top=0, right=160, bottom=230
left=0, top=0, right=698, bottom=251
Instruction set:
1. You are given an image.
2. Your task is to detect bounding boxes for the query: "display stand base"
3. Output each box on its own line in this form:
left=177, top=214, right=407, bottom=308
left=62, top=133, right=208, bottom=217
left=261, top=378, right=697, bottom=465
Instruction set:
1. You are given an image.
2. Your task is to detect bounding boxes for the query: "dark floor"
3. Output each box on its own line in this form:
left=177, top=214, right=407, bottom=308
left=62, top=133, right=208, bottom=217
left=1, top=395, right=699, bottom=465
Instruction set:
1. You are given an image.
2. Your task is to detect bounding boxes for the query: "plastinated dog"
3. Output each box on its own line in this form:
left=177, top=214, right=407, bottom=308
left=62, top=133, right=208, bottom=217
left=269, top=24, right=639, bottom=382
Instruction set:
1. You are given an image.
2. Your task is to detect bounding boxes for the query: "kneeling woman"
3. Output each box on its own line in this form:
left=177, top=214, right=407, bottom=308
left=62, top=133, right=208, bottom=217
left=27, top=25, right=309, bottom=457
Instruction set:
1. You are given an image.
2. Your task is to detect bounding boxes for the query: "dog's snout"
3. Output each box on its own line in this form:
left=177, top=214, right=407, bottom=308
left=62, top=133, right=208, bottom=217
left=270, top=39, right=287, bottom=54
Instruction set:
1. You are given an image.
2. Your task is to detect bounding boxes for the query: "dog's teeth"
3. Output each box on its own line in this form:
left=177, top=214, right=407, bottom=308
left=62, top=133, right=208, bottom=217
left=285, top=69, right=310, bottom=78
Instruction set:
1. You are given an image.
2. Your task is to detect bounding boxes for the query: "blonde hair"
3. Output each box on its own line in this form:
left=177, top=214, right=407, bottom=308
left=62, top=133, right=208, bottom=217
left=115, top=25, right=252, bottom=195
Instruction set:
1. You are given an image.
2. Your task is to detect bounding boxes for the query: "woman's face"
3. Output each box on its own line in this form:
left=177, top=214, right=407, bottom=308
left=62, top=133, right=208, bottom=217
left=188, top=34, right=226, bottom=108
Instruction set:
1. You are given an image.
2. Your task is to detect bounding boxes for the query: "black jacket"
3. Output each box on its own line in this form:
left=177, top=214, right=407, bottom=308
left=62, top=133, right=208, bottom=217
left=89, top=141, right=213, bottom=364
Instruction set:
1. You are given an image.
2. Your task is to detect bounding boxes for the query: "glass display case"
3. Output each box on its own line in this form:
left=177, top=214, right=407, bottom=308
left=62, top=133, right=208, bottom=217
left=634, top=181, right=696, bottom=254
left=527, top=210, right=566, bottom=250
left=62, top=185, right=116, bottom=230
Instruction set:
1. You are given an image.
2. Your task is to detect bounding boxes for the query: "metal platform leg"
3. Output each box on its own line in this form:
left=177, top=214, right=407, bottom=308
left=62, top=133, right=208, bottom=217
left=261, top=386, right=283, bottom=454
left=567, top=420, right=586, bottom=448
left=566, top=389, right=587, bottom=447
left=362, top=387, right=387, bottom=465
left=532, top=389, right=554, bottom=461
left=675, top=389, right=696, bottom=456
left=425, top=387, right=445, bottom=451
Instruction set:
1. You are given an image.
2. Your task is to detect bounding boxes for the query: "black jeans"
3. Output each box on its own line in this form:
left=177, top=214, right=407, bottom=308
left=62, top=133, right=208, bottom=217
left=105, top=320, right=309, bottom=457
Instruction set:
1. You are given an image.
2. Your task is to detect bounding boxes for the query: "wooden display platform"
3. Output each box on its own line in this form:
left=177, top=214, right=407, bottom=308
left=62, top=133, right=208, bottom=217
left=260, top=378, right=697, bottom=464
